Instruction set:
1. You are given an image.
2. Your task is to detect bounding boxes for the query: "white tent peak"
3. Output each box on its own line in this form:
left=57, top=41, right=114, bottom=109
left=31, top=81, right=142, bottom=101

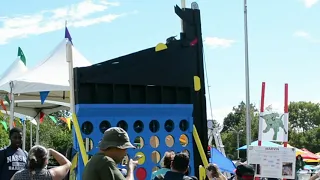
left=0, top=57, right=28, bottom=87
left=0, top=39, right=92, bottom=93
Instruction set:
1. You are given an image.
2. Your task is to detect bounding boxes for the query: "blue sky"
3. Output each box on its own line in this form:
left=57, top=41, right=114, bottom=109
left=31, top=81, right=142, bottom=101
left=0, top=0, right=319, bottom=124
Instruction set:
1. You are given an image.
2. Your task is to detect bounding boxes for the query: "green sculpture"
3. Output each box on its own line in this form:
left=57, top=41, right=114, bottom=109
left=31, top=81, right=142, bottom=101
left=261, top=112, right=287, bottom=140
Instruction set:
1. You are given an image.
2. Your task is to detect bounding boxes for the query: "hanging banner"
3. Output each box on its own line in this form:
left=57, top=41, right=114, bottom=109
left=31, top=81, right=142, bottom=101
left=248, top=146, right=296, bottom=179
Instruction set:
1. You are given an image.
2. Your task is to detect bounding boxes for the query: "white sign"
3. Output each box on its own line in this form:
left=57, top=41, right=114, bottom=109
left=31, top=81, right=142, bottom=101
left=259, top=111, right=288, bottom=142
left=248, top=146, right=296, bottom=179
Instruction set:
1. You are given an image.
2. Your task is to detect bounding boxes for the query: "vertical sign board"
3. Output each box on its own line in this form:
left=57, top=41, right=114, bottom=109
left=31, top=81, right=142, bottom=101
left=248, top=146, right=296, bottom=179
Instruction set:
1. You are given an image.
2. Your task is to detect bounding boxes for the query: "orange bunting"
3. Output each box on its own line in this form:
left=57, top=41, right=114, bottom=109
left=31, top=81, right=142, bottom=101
left=0, top=99, right=7, bottom=114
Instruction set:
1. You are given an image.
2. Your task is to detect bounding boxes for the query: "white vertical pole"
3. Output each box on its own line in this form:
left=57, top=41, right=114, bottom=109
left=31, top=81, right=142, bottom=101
left=36, top=116, right=40, bottom=145
left=9, top=82, right=14, bottom=129
left=22, top=120, right=26, bottom=150
left=66, top=41, right=75, bottom=114
left=181, top=0, right=186, bottom=32
left=244, top=0, right=252, bottom=158
left=30, top=120, right=33, bottom=148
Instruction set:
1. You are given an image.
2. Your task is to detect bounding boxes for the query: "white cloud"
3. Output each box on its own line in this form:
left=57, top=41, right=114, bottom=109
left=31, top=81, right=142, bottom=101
left=303, top=0, right=319, bottom=8
left=0, top=0, right=125, bottom=45
left=293, top=30, right=320, bottom=43
left=294, top=31, right=310, bottom=38
left=204, top=37, right=236, bottom=49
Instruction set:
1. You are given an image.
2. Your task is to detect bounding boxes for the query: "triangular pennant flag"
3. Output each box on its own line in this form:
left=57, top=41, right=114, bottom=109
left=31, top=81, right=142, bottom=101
left=5, top=95, right=10, bottom=105
left=48, top=116, right=57, bottom=123
left=20, top=118, right=25, bottom=124
left=39, top=112, right=45, bottom=123
left=66, top=117, right=71, bottom=130
left=0, top=100, right=7, bottom=114
left=16, top=118, right=21, bottom=124
left=0, top=121, right=8, bottom=131
left=30, top=119, right=37, bottom=125
left=18, top=47, right=26, bottom=66
left=40, top=91, right=50, bottom=104
left=65, top=27, right=73, bottom=45
left=59, top=117, right=67, bottom=123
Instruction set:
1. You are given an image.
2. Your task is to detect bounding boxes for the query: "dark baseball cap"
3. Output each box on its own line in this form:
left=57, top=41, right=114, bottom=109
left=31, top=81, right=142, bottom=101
left=235, top=164, right=254, bottom=178
left=99, top=127, right=135, bottom=150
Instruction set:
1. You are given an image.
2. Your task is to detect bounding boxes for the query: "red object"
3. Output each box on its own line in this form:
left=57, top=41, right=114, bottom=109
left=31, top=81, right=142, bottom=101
left=0, top=99, right=7, bottom=114
left=208, top=146, right=211, bottom=151
left=301, top=148, right=319, bottom=159
left=260, top=82, right=265, bottom=112
left=136, top=167, right=147, bottom=180
left=284, top=84, right=288, bottom=113
left=258, top=82, right=266, bottom=146
left=39, top=112, right=45, bottom=123
left=190, top=38, right=198, bottom=46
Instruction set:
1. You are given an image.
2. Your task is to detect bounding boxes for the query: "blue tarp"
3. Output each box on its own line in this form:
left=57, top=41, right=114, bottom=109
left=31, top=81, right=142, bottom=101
left=210, top=147, right=236, bottom=174
left=237, top=140, right=281, bottom=150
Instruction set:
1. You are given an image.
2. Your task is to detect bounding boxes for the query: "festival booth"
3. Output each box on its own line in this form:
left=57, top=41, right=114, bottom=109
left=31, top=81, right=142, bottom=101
left=247, top=82, right=297, bottom=180
left=237, top=140, right=281, bottom=150
left=0, top=28, right=92, bottom=146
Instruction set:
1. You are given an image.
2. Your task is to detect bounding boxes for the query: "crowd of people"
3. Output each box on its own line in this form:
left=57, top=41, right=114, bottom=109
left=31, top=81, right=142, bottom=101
left=0, top=126, right=256, bottom=180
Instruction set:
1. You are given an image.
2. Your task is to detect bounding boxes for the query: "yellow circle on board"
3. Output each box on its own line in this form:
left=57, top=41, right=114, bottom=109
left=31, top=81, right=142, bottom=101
left=135, top=152, right=146, bottom=165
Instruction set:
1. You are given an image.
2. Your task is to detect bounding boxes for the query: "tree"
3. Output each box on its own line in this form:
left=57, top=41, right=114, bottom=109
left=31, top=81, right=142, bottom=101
left=220, top=101, right=259, bottom=159
left=289, top=127, right=320, bottom=153
left=0, top=124, right=9, bottom=148
left=288, top=101, right=320, bottom=132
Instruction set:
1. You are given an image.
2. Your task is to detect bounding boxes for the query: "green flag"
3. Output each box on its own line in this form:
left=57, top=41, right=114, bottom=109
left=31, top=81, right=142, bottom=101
left=18, top=47, right=26, bottom=66
left=49, top=116, right=57, bottom=123
left=0, top=120, right=8, bottom=131
left=4, top=95, right=10, bottom=105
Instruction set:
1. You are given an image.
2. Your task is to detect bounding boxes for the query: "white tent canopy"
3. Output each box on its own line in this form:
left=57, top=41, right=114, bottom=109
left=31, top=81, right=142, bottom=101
left=0, top=57, right=28, bottom=91
left=1, top=110, right=37, bottom=125
left=3, top=100, right=69, bottom=118
left=0, top=39, right=92, bottom=94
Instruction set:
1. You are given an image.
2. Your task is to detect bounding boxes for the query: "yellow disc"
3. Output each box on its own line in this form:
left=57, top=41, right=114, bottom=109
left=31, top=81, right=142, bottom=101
left=155, top=43, right=168, bottom=52
left=135, top=152, right=146, bottom=165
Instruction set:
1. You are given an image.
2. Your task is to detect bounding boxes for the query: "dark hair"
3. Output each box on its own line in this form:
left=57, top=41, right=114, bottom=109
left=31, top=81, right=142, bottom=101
left=27, top=145, right=49, bottom=171
left=296, top=155, right=302, bottom=160
left=172, top=152, right=189, bottom=173
left=163, top=151, right=175, bottom=168
left=9, top=127, right=22, bottom=138
left=206, top=163, right=221, bottom=178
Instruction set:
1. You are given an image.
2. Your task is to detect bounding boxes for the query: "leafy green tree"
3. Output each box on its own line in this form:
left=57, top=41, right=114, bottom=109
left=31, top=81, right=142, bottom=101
left=289, top=127, right=320, bottom=153
left=220, top=101, right=259, bottom=159
left=0, top=124, right=9, bottom=148
left=288, top=101, right=320, bottom=132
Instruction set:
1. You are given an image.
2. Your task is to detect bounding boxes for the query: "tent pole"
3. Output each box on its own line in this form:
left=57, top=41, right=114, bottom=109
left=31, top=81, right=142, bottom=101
left=9, top=82, right=14, bottom=130
left=22, top=120, right=26, bottom=150
left=30, top=120, right=33, bottom=148
left=36, top=116, right=40, bottom=145
left=66, top=41, right=75, bottom=114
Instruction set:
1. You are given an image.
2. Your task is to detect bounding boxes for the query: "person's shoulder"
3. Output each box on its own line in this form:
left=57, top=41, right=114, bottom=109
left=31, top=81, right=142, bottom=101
left=91, top=154, right=116, bottom=169
left=12, top=169, right=28, bottom=178
left=0, top=146, right=8, bottom=151
left=0, top=146, right=8, bottom=155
